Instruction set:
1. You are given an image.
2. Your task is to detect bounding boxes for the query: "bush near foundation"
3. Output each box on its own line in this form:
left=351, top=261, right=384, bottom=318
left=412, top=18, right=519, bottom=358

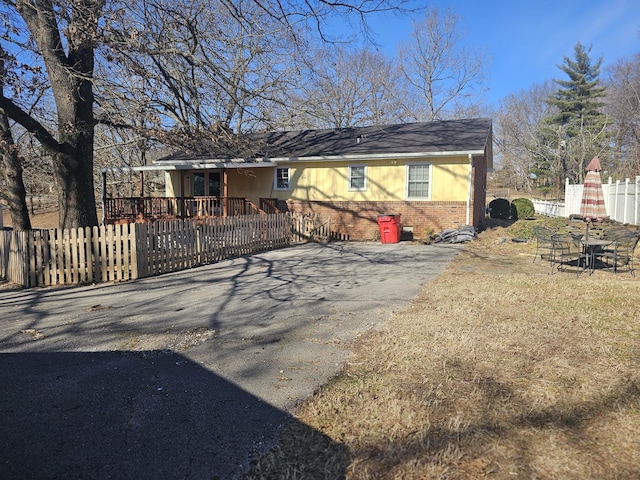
left=511, top=198, right=535, bottom=220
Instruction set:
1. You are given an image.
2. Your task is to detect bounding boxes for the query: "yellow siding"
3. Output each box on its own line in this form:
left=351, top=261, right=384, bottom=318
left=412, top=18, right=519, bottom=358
left=280, top=157, right=470, bottom=202
left=166, top=171, right=180, bottom=197
left=227, top=168, right=275, bottom=204
left=431, top=158, right=470, bottom=201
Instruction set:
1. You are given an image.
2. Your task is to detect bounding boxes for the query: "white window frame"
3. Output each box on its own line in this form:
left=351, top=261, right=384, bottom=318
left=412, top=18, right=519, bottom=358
left=348, top=165, right=367, bottom=191
left=406, top=163, right=432, bottom=200
left=274, top=167, right=290, bottom=191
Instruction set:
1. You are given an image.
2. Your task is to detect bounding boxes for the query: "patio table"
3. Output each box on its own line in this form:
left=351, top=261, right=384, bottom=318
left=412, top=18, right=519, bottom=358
left=580, top=238, right=612, bottom=275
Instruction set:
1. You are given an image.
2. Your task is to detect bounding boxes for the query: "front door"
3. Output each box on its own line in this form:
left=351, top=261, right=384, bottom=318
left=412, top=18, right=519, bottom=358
left=193, top=172, right=221, bottom=196
left=208, top=172, right=221, bottom=197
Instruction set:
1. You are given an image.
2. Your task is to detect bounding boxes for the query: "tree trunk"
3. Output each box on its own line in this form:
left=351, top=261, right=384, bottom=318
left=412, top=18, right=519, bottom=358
left=0, top=111, right=32, bottom=231
left=14, top=0, right=103, bottom=229
left=0, top=54, right=31, bottom=231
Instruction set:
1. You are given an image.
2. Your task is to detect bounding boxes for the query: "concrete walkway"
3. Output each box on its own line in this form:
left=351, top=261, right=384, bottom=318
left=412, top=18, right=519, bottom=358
left=0, top=241, right=460, bottom=479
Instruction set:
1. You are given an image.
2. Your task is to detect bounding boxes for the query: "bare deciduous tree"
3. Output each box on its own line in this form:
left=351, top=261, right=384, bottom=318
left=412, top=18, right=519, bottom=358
left=398, top=6, right=488, bottom=121
left=278, top=46, right=409, bottom=129
left=1, top=51, right=31, bottom=230
left=1, top=0, right=104, bottom=229
left=494, top=82, right=556, bottom=193
left=605, top=53, right=640, bottom=178
left=1, top=0, right=411, bottom=228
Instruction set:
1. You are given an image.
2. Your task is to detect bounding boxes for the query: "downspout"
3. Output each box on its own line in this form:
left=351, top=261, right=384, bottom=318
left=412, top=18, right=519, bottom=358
left=466, top=153, right=473, bottom=225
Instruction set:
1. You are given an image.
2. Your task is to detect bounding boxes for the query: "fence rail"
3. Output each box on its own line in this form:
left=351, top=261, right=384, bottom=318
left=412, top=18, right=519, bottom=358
left=1, top=213, right=303, bottom=288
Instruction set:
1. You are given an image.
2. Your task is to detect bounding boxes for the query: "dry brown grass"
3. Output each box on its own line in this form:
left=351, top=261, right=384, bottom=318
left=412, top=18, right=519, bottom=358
left=2, top=207, right=59, bottom=229
left=245, top=220, right=640, bottom=479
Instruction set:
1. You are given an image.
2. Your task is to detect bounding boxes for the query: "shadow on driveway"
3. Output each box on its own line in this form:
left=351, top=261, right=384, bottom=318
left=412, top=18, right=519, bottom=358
left=0, top=351, right=348, bottom=479
left=0, top=241, right=461, bottom=478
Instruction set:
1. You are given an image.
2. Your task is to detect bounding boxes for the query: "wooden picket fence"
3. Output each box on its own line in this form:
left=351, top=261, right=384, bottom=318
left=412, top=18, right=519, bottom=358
left=290, top=212, right=331, bottom=243
left=0, top=213, right=295, bottom=288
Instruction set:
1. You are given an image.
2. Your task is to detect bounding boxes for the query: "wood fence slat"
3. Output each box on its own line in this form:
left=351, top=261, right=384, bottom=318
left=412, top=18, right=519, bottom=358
left=134, top=222, right=145, bottom=278
left=92, top=226, right=100, bottom=283
left=29, top=230, right=38, bottom=287
left=52, top=229, right=61, bottom=285
left=155, top=220, right=163, bottom=275
left=121, top=223, right=129, bottom=281
left=122, top=223, right=130, bottom=280
left=150, top=221, right=158, bottom=276
left=62, top=229, right=71, bottom=284
left=154, top=221, right=161, bottom=276
left=101, top=225, right=109, bottom=282
left=115, top=223, right=123, bottom=281
left=77, top=228, right=86, bottom=283
left=39, top=230, right=47, bottom=286
left=129, top=223, right=137, bottom=279
left=70, top=228, right=79, bottom=283
left=83, top=226, right=91, bottom=283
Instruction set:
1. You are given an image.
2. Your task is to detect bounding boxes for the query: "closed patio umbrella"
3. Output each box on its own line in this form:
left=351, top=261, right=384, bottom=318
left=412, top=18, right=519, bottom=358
left=579, top=157, right=608, bottom=250
left=579, top=157, right=608, bottom=222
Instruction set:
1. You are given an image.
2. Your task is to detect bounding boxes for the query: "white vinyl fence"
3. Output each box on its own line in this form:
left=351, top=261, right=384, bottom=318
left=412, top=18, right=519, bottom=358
left=533, top=176, right=640, bottom=225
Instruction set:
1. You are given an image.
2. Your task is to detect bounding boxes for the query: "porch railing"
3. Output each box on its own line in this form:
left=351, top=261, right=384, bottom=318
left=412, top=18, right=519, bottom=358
left=259, top=198, right=282, bottom=214
left=103, top=196, right=263, bottom=223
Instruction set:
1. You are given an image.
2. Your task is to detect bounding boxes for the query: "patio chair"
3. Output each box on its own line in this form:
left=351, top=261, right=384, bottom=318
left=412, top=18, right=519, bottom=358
left=598, top=232, right=640, bottom=275
left=550, top=233, right=582, bottom=274
left=532, top=225, right=556, bottom=263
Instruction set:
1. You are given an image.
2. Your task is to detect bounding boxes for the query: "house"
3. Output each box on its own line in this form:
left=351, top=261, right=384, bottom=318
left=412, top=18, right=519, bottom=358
left=105, top=118, right=493, bottom=240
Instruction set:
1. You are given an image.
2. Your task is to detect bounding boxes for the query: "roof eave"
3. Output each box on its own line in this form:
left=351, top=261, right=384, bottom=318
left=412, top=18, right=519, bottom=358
left=148, top=149, right=489, bottom=169
left=268, top=150, right=487, bottom=163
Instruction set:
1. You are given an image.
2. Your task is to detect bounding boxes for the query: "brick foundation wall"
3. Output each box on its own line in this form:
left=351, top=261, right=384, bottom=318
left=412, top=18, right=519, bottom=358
left=281, top=200, right=473, bottom=241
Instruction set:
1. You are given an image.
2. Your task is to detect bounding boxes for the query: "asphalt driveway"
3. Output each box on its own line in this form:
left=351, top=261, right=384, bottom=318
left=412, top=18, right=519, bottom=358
left=0, top=241, right=461, bottom=479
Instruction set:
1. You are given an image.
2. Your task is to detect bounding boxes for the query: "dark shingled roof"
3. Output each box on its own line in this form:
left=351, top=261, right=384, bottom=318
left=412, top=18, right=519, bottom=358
left=155, top=118, right=492, bottom=164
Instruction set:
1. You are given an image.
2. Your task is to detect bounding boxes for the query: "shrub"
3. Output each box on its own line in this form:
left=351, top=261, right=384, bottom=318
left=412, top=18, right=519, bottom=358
left=511, top=198, right=535, bottom=220
left=488, top=198, right=511, bottom=219
left=507, top=217, right=569, bottom=240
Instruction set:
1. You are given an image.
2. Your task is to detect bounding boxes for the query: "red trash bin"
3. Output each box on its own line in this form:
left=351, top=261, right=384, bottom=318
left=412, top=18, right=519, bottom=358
left=377, top=214, right=401, bottom=243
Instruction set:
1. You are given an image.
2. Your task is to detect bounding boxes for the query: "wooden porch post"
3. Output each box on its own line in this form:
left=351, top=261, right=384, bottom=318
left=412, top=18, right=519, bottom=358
left=137, top=171, right=145, bottom=218
left=223, top=169, right=229, bottom=216
left=138, top=171, right=144, bottom=197
left=179, top=171, right=185, bottom=217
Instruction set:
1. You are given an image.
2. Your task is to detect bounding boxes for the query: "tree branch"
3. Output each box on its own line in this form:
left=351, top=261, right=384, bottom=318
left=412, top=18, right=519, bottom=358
left=0, top=96, right=60, bottom=154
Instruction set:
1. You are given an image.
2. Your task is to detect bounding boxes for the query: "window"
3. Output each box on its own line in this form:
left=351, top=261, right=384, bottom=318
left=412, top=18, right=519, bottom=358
left=348, top=165, right=367, bottom=191
left=275, top=167, right=290, bottom=190
left=406, top=164, right=431, bottom=199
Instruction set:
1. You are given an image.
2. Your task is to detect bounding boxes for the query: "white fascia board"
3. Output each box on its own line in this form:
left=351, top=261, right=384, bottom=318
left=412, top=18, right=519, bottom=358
left=144, top=150, right=486, bottom=170
left=99, top=165, right=170, bottom=173
left=150, top=159, right=275, bottom=170
left=267, top=151, right=486, bottom=163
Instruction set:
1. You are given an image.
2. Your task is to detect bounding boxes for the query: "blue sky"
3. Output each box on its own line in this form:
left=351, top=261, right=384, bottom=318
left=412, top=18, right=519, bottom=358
left=362, top=0, right=640, bottom=107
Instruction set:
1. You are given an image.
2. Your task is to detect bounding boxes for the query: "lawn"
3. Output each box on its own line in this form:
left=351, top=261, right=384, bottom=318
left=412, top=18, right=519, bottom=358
left=245, top=219, right=640, bottom=479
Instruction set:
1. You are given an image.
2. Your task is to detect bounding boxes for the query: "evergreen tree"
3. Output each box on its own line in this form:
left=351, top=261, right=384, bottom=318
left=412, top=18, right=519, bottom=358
left=542, top=42, right=610, bottom=185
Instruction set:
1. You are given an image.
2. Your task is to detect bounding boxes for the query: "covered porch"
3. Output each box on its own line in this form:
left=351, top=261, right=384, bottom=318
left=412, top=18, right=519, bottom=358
left=100, top=163, right=281, bottom=224
left=102, top=196, right=280, bottom=224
